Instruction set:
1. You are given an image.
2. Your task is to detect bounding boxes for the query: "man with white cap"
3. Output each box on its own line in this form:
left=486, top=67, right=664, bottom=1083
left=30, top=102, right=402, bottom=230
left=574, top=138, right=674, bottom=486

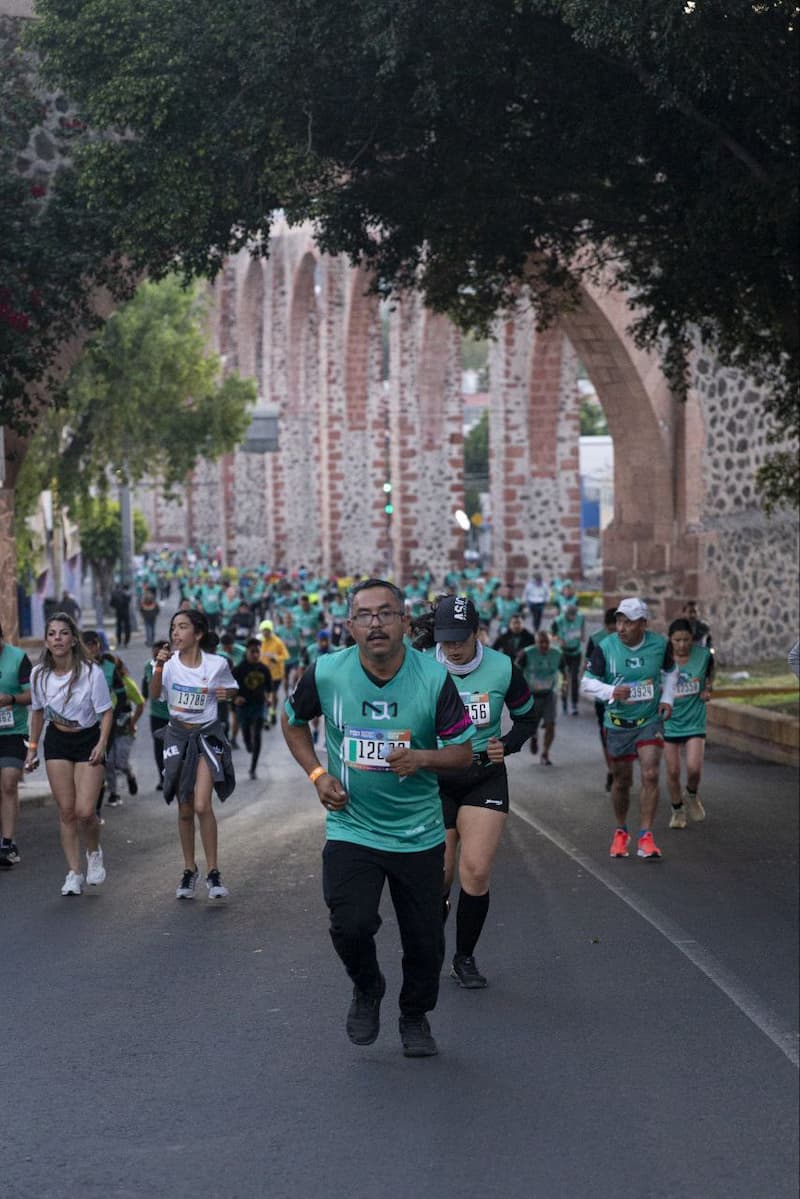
left=581, top=598, right=677, bottom=860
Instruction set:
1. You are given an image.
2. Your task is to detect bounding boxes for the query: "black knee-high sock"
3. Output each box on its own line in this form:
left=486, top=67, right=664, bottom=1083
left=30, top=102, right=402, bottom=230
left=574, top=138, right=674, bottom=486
left=456, top=889, right=490, bottom=958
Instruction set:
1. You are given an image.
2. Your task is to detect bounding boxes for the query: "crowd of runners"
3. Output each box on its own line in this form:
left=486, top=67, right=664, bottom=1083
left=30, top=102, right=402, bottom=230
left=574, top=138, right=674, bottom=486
left=1, top=554, right=724, bottom=1056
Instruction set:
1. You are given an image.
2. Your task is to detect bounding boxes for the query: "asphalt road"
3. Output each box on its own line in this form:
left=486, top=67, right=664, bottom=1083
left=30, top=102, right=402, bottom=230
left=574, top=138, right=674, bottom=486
left=3, top=633, right=798, bottom=1199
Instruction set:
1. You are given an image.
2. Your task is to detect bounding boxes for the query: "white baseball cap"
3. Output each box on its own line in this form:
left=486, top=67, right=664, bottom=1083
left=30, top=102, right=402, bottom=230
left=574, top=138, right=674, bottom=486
left=616, top=597, right=649, bottom=621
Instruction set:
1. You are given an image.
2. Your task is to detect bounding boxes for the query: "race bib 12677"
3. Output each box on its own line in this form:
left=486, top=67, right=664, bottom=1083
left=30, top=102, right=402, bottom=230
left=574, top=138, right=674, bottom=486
left=344, top=726, right=411, bottom=771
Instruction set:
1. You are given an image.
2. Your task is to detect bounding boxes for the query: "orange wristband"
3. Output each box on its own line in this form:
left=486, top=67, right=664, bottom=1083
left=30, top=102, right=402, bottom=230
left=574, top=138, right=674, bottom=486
left=308, top=766, right=326, bottom=784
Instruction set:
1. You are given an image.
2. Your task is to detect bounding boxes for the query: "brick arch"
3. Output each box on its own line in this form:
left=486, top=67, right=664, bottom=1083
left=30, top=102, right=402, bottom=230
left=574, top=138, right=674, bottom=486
left=236, top=256, right=266, bottom=388
left=558, top=282, right=678, bottom=605
left=344, top=267, right=379, bottom=432
left=326, top=267, right=387, bottom=574
left=288, top=250, right=320, bottom=414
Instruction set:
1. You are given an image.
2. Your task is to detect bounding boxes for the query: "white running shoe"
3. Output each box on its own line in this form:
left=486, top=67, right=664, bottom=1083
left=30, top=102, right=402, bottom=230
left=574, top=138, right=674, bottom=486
left=685, top=792, right=706, bottom=822
left=176, top=868, right=199, bottom=899
left=86, top=849, right=106, bottom=885
left=206, top=869, right=229, bottom=899
left=61, top=870, right=84, bottom=896
left=669, top=805, right=688, bottom=829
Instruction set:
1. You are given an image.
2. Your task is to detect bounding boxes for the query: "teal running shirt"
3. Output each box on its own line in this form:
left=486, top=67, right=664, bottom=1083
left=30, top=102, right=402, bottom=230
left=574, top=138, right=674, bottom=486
left=585, top=631, right=674, bottom=728
left=664, top=645, right=713, bottom=738
left=285, top=646, right=473, bottom=851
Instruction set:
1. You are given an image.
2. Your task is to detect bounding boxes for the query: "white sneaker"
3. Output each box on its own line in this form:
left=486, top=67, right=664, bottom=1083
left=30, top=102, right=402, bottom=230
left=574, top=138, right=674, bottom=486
left=176, top=868, right=199, bottom=899
left=61, top=870, right=84, bottom=896
left=86, top=849, right=106, bottom=885
left=206, top=869, right=229, bottom=899
left=669, top=805, right=688, bottom=829
left=685, top=792, right=706, bottom=822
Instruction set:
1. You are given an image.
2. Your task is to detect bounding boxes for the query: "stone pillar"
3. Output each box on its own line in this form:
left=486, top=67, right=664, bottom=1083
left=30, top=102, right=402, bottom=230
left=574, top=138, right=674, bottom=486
left=489, top=314, right=581, bottom=590
left=326, top=267, right=386, bottom=577
left=388, top=298, right=463, bottom=582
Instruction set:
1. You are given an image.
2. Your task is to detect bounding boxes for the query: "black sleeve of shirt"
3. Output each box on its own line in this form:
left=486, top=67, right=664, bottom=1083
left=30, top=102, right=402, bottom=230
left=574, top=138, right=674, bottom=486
left=435, top=672, right=473, bottom=740
left=18, top=654, right=32, bottom=686
left=287, top=662, right=322, bottom=721
left=587, top=643, right=607, bottom=677
left=500, top=664, right=536, bottom=755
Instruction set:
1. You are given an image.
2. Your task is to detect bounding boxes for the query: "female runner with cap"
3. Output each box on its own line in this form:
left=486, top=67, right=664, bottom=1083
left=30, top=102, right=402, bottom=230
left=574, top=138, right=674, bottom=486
left=434, top=595, right=536, bottom=987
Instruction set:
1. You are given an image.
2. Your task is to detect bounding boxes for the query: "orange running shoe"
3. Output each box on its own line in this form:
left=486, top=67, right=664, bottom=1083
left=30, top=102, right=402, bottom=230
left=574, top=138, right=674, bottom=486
left=637, top=831, right=662, bottom=860
left=609, top=829, right=630, bottom=858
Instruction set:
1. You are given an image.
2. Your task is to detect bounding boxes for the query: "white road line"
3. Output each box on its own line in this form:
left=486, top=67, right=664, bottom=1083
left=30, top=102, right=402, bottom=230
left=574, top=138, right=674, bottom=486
left=512, top=804, right=799, bottom=1069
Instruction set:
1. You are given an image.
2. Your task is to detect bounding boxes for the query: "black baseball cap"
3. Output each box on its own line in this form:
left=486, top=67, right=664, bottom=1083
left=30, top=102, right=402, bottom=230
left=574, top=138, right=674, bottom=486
left=433, top=596, right=479, bottom=642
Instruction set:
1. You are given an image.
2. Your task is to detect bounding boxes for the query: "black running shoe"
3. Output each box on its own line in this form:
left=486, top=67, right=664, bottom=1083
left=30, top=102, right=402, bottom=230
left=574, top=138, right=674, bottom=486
left=399, top=1015, right=438, bottom=1057
left=0, top=841, right=14, bottom=869
left=450, top=954, right=488, bottom=989
left=346, top=974, right=386, bottom=1045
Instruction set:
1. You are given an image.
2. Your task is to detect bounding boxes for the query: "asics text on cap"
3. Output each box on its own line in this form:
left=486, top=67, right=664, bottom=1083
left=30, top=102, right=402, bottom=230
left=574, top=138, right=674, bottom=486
left=615, top=598, right=649, bottom=621
left=433, top=596, right=479, bottom=642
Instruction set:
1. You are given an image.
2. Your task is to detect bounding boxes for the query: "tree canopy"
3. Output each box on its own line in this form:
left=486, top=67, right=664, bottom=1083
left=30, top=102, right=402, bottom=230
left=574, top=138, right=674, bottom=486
left=49, top=274, right=256, bottom=503
left=22, top=0, right=800, bottom=506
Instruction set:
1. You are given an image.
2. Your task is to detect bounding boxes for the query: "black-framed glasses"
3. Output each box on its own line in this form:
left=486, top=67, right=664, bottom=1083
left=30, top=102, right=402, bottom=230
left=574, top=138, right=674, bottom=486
left=350, top=608, right=405, bottom=628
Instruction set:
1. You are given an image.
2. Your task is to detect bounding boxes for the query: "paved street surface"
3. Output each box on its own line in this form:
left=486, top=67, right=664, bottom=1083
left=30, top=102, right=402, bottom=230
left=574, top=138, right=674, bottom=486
left=3, top=632, right=798, bottom=1199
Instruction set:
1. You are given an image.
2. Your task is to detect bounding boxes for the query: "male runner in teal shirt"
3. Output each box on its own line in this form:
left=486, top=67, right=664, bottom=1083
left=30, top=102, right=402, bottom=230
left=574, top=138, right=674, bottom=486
left=282, top=579, right=473, bottom=1057
left=581, top=597, right=677, bottom=860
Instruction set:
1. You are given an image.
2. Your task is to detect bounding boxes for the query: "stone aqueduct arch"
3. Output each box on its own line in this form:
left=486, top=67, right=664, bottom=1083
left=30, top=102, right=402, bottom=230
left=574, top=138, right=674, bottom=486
left=134, top=219, right=797, bottom=661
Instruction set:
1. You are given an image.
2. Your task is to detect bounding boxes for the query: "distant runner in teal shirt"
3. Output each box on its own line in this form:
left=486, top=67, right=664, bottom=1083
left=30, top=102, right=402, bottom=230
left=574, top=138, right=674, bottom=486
left=282, top=579, right=473, bottom=1059
left=663, top=619, right=714, bottom=829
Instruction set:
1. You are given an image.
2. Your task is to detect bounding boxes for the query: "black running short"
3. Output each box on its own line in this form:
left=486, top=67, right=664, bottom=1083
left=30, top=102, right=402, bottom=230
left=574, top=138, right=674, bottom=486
left=439, top=760, right=509, bottom=829
left=0, top=734, right=27, bottom=769
left=44, top=723, right=101, bottom=763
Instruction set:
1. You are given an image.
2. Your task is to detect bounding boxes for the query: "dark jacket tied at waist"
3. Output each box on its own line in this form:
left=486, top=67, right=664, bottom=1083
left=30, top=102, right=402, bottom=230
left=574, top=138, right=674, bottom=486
left=156, top=719, right=236, bottom=805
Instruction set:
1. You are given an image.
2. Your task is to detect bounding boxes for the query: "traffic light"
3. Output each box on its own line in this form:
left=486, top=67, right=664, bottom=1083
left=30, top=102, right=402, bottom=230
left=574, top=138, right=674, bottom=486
left=383, top=481, right=393, bottom=515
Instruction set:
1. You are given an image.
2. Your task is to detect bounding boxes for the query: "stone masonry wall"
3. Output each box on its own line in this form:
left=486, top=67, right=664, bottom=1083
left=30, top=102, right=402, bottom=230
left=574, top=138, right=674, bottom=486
left=690, top=352, right=799, bottom=663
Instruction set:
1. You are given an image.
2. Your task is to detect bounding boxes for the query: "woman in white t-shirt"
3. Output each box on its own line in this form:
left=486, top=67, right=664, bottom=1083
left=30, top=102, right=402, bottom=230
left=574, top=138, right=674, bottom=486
left=150, top=610, right=238, bottom=901
left=25, top=613, right=113, bottom=896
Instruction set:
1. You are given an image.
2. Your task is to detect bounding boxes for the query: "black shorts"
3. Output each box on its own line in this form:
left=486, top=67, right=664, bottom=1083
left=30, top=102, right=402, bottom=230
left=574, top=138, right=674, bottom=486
left=664, top=733, right=706, bottom=745
left=531, top=691, right=556, bottom=727
left=439, top=760, right=510, bottom=829
left=44, top=723, right=101, bottom=763
left=0, top=734, right=27, bottom=769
